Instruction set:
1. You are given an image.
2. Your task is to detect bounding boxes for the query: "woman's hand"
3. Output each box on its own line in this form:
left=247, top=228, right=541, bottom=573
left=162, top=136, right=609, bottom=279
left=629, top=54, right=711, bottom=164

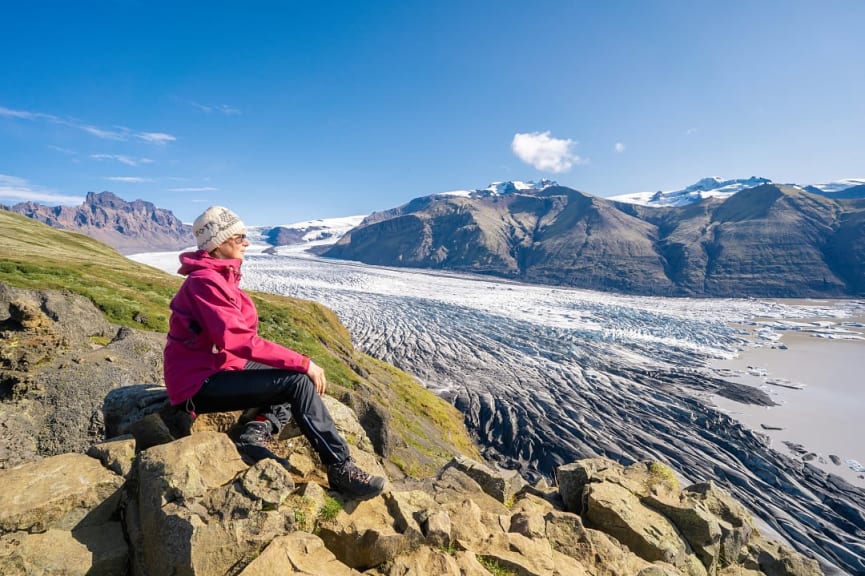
left=306, top=359, right=327, bottom=395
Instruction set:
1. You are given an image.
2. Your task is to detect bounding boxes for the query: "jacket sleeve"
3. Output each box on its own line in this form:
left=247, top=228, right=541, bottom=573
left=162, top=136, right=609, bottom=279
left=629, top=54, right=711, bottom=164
left=187, top=273, right=310, bottom=373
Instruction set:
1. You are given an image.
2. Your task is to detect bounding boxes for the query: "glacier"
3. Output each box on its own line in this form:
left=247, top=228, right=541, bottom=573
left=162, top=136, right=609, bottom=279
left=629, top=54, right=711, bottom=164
left=136, top=247, right=865, bottom=574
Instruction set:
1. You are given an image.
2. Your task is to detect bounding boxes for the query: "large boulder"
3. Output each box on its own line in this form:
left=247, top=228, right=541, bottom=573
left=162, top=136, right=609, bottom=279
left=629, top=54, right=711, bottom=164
left=556, top=459, right=824, bottom=576
left=0, top=452, right=127, bottom=576
left=127, top=431, right=290, bottom=576
left=237, top=532, right=361, bottom=575
left=0, top=452, right=123, bottom=533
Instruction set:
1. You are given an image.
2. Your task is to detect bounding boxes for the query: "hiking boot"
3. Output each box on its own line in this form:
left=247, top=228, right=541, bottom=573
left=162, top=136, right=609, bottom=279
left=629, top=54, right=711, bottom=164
left=327, top=458, right=386, bottom=500
left=235, top=421, right=290, bottom=469
left=237, top=420, right=273, bottom=446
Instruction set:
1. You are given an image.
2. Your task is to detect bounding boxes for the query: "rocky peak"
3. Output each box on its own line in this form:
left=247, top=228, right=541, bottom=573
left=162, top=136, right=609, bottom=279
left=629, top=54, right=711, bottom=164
left=3, top=191, right=193, bottom=254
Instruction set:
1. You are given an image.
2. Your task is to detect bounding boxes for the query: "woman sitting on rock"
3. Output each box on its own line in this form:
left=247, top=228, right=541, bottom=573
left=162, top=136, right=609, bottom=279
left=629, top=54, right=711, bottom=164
left=163, top=205, right=385, bottom=500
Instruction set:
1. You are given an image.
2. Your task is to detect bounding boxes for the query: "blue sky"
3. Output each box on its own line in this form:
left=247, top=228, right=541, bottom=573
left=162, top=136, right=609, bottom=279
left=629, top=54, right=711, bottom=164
left=1, top=1, right=863, bottom=225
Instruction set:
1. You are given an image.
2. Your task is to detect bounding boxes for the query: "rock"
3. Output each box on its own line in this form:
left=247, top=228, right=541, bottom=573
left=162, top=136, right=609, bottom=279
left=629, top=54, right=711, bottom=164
left=557, top=457, right=624, bottom=514
left=127, top=412, right=175, bottom=451
left=477, top=531, right=590, bottom=575
left=377, top=545, right=464, bottom=575
left=0, top=452, right=123, bottom=533
left=443, top=455, right=526, bottom=504
left=238, top=532, right=361, bottom=575
left=240, top=459, right=295, bottom=508
left=424, top=510, right=452, bottom=548
left=683, top=482, right=754, bottom=566
left=433, top=466, right=511, bottom=515
left=316, top=497, right=410, bottom=570
left=129, top=431, right=283, bottom=576
left=443, top=497, right=493, bottom=549
left=584, top=480, right=707, bottom=576
left=384, top=489, right=435, bottom=544
left=0, top=523, right=128, bottom=576
left=87, top=435, right=136, bottom=477
left=544, top=509, right=655, bottom=575
left=748, top=537, right=823, bottom=576
left=645, top=492, right=722, bottom=570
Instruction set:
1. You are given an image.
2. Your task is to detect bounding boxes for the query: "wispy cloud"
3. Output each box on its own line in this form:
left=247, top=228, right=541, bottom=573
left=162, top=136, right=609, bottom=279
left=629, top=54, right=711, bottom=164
left=0, top=174, right=84, bottom=205
left=189, top=101, right=241, bottom=116
left=47, top=145, right=77, bottom=155
left=614, top=142, right=626, bottom=153
left=166, top=186, right=220, bottom=192
left=91, top=154, right=154, bottom=167
left=511, top=131, right=586, bottom=173
left=685, top=128, right=698, bottom=136
left=136, top=132, right=176, bottom=144
left=0, top=104, right=177, bottom=144
left=0, top=107, right=49, bottom=121
left=105, top=176, right=155, bottom=183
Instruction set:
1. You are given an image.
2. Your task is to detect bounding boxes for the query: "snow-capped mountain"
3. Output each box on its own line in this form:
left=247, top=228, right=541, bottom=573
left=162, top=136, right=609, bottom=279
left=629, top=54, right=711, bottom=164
left=437, top=179, right=557, bottom=199
left=610, top=176, right=865, bottom=207
left=247, top=215, right=365, bottom=250
left=807, top=178, right=865, bottom=194
left=609, top=177, right=773, bottom=207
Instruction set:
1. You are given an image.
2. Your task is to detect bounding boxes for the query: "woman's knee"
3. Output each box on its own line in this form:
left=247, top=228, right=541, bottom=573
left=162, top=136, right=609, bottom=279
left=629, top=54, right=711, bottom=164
left=278, top=371, right=315, bottom=400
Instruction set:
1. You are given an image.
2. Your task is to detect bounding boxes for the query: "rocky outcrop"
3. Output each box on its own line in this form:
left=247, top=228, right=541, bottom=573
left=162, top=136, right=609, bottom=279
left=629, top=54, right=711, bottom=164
left=325, top=184, right=865, bottom=297
left=0, top=283, right=165, bottom=469
left=3, top=191, right=193, bottom=254
left=0, top=413, right=824, bottom=576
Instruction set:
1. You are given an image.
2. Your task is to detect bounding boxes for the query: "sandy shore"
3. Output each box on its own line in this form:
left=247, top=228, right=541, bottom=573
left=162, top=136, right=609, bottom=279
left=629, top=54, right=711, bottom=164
left=711, top=314, right=865, bottom=487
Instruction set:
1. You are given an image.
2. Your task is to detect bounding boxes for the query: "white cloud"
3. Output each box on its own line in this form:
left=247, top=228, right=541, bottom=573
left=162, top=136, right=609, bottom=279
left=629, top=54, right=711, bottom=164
left=0, top=106, right=48, bottom=121
left=166, top=186, right=219, bottom=192
left=105, top=176, right=154, bottom=183
left=614, top=142, right=626, bottom=153
left=0, top=104, right=177, bottom=144
left=190, top=101, right=241, bottom=116
left=511, top=131, right=586, bottom=173
left=0, top=174, right=84, bottom=205
left=91, top=154, right=154, bottom=167
left=136, top=132, right=176, bottom=145
left=79, top=123, right=126, bottom=140
left=685, top=128, right=698, bottom=136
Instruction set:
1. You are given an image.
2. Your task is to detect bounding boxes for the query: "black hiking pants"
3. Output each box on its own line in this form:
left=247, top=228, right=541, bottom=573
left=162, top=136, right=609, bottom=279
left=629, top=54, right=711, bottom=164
left=188, top=361, right=349, bottom=466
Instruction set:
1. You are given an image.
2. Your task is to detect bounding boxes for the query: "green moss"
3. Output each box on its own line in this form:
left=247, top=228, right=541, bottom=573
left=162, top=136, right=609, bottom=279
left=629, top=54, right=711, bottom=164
left=89, top=335, right=112, bottom=347
left=318, top=495, right=342, bottom=521
left=647, top=461, right=680, bottom=492
left=478, top=556, right=517, bottom=575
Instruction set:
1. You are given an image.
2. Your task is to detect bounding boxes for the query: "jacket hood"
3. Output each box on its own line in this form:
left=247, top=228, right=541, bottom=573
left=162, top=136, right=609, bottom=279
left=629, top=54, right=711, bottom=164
left=177, top=250, right=243, bottom=277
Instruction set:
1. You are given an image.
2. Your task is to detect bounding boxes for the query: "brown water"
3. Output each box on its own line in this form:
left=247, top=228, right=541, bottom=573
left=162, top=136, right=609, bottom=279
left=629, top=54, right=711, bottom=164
left=711, top=323, right=865, bottom=487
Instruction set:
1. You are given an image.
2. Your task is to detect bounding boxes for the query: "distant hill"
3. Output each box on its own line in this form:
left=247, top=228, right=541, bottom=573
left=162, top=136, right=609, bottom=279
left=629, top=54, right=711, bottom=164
left=2, top=191, right=193, bottom=254
left=325, top=181, right=865, bottom=297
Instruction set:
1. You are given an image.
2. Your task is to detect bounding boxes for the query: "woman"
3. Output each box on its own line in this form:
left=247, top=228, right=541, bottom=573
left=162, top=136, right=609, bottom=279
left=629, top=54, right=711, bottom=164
left=163, top=205, right=385, bottom=500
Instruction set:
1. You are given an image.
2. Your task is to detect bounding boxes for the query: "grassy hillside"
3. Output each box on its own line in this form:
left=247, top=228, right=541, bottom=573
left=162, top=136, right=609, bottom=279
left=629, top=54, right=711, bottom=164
left=0, top=209, right=479, bottom=475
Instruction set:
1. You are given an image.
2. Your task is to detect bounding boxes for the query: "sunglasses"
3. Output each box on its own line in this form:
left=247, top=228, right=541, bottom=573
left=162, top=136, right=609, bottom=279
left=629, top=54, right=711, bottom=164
left=230, top=234, right=248, bottom=245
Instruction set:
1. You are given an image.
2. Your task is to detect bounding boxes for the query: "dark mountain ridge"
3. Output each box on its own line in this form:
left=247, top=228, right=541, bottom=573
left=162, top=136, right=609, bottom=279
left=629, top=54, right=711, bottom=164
left=326, top=183, right=865, bottom=297
left=2, top=191, right=192, bottom=254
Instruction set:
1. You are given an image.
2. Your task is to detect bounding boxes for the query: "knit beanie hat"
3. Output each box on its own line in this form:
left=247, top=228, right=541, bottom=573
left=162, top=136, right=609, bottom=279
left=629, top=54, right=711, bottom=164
left=192, top=206, right=245, bottom=252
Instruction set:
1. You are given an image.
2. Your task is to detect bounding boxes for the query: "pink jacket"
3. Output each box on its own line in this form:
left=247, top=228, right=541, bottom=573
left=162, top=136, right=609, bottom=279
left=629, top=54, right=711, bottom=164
left=163, top=250, right=310, bottom=405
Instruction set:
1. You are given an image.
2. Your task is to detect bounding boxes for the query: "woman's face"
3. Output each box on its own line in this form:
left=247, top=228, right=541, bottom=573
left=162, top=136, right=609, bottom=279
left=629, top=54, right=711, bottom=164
left=212, top=232, right=249, bottom=260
